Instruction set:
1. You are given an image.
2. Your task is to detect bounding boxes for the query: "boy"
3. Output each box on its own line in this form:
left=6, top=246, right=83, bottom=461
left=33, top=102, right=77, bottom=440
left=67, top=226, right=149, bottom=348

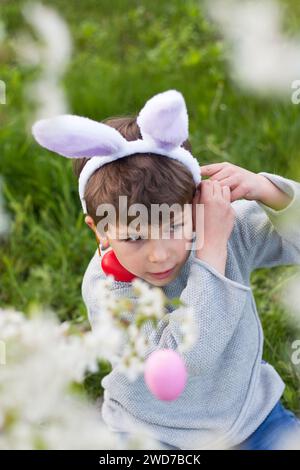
left=32, top=89, right=300, bottom=449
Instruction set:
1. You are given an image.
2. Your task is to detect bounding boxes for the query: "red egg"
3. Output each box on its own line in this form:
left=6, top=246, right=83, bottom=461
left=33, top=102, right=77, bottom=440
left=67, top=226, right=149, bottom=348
left=144, top=349, right=187, bottom=401
left=101, top=249, right=136, bottom=282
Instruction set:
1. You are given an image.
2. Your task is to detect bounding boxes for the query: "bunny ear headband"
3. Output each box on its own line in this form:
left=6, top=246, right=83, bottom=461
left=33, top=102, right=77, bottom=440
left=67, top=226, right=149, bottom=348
left=32, top=89, right=202, bottom=214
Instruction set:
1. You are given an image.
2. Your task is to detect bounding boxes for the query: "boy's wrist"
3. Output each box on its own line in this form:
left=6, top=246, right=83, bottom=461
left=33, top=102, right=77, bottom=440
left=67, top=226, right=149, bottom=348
left=196, top=243, right=228, bottom=275
left=256, top=174, right=292, bottom=210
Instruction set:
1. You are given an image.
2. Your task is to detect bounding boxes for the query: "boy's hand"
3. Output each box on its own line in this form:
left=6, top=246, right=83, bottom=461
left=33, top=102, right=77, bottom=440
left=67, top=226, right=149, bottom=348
left=192, top=179, right=236, bottom=274
left=200, top=162, right=292, bottom=210
left=200, top=162, right=267, bottom=203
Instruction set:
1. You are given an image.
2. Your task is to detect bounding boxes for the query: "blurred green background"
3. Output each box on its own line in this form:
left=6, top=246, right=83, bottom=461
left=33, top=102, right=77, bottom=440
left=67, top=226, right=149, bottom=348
left=0, top=0, right=300, bottom=409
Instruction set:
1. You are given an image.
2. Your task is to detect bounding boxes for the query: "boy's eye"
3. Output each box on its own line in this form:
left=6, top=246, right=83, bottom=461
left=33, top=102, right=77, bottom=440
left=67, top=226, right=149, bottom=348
left=124, top=223, right=183, bottom=242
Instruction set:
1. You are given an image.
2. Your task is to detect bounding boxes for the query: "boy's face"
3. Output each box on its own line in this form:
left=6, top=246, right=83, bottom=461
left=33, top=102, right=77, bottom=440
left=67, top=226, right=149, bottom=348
left=87, top=210, right=194, bottom=287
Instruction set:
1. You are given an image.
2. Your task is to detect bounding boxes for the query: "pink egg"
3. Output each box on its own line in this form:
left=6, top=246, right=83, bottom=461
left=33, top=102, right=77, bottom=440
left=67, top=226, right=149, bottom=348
left=144, top=349, right=187, bottom=401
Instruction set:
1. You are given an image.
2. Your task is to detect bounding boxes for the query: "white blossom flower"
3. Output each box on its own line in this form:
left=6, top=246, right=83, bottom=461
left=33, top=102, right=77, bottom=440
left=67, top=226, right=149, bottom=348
left=206, top=0, right=300, bottom=96
left=279, top=271, right=300, bottom=324
left=117, top=353, right=145, bottom=382
left=14, top=2, right=72, bottom=121
left=0, top=308, right=162, bottom=449
left=177, top=306, right=198, bottom=352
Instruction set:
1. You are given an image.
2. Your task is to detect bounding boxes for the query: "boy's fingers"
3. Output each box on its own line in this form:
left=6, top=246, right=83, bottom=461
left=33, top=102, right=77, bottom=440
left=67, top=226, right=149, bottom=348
left=212, top=180, right=222, bottom=197
left=222, top=185, right=231, bottom=202
left=201, top=163, right=226, bottom=176
left=199, top=179, right=213, bottom=199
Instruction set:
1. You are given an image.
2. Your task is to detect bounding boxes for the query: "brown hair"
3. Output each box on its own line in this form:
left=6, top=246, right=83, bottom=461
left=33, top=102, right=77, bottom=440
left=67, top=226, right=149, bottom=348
left=73, top=116, right=196, bottom=234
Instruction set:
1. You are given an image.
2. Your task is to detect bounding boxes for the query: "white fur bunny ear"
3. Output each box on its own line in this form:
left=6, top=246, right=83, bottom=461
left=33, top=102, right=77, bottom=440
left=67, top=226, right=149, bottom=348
left=136, top=89, right=189, bottom=150
left=32, top=115, right=127, bottom=158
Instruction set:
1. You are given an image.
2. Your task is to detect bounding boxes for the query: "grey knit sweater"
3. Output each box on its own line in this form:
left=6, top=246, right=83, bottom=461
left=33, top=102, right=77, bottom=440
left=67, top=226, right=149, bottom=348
left=81, top=172, right=300, bottom=449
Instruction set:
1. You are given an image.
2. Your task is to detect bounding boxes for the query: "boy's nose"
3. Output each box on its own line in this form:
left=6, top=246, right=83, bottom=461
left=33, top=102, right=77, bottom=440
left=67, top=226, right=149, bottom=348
left=147, top=239, right=170, bottom=264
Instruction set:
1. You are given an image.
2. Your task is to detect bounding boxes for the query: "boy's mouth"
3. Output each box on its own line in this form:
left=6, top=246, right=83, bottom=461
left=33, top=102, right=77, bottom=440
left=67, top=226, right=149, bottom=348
left=148, top=266, right=176, bottom=279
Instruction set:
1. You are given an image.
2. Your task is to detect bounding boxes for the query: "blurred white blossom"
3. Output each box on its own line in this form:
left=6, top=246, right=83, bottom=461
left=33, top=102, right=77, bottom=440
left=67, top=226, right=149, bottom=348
left=175, top=306, right=199, bottom=353
left=0, top=271, right=197, bottom=448
left=91, top=275, right=197, bottom=382
left=0, top=308, right=166, bottom=449
left=279, top=271, right=300, bottom=324
left=206, top=0, right=300, bottom=96
left=133, top=278, right=166, bottom=319
left=13, top=2, right=72, bottom=122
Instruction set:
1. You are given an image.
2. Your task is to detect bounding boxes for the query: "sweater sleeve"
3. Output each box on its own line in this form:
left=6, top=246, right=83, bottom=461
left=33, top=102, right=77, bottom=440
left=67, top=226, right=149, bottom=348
left=81, top=250, right=251, bottom=376
left=232, top=172, right=300, bottom=271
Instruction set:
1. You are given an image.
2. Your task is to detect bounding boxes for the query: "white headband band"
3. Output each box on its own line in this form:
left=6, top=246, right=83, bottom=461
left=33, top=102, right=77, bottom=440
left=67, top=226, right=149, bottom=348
left=32, top=89, right=202, bottom=214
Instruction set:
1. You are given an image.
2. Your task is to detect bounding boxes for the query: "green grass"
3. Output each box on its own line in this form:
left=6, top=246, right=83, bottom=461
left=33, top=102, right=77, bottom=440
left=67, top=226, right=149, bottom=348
left=0, top=0, right=300, bottom=411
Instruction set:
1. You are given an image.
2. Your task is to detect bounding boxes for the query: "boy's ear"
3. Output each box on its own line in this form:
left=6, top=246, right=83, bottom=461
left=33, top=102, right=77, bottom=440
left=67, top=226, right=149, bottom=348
left=84, top=215, right=96, bottom=231
left=85, top=216, right=109, bottom=243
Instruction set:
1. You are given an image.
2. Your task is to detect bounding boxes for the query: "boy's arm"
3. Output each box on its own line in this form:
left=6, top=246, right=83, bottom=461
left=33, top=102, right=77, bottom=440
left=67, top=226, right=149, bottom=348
left=232, top=172, right=300, bottom=271
left=82, top=249, right=251, bottom=376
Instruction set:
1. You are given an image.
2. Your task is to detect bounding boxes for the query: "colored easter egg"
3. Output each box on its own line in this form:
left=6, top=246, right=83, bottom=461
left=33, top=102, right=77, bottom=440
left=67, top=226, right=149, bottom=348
left=144, top=349, right=187, bottom=401
left=101, top=249, right=136, bottom=282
